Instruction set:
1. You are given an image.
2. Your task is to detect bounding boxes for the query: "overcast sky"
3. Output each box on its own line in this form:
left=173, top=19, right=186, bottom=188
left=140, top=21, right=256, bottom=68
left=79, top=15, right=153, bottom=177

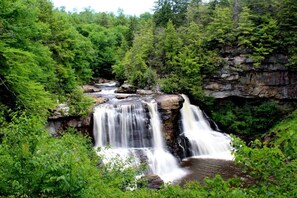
left=50, top=0, right=155, bottom=16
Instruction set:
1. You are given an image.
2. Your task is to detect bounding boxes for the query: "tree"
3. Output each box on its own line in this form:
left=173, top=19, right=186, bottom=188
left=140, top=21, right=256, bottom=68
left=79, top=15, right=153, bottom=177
left=120, top=20, right=157, bottom=88
left=186, top=0, right=202, bottom=23
left=0, top=0, right=56, bottom=116
left=277, top=0, right=297, bottom=66
left=206, top=6, right=234, bottom=48
left=236, top=6, right=255, bottom=49
left=157, top=20, right=181, bottom=76
left=154, top=0, right=189, bottom=27
left=160, top=22, right=220, bottom=98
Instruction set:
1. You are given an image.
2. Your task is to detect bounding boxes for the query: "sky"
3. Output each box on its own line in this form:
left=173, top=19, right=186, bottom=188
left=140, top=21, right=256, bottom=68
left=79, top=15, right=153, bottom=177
left=50, top=0, right=155, bottom=16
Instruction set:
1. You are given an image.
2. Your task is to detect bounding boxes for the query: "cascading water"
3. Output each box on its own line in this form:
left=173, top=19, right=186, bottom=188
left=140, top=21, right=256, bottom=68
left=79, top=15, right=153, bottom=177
left=92, top=81, right=234, bottom=183
left=146, top=102, right=187, bottom=182
left=93, top=99, right=187, bottom=182
left=180, top=95, right=233, bottom=160
left=93, top=103, right=150, bottom=148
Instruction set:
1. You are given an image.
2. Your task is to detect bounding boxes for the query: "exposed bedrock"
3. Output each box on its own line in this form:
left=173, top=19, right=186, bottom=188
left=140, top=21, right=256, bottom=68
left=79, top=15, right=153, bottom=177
left=47, top=114, right=92, bottom=137
left=154, top=94, right=185, bottom=160
left=203, top=53, right=297, bottom=99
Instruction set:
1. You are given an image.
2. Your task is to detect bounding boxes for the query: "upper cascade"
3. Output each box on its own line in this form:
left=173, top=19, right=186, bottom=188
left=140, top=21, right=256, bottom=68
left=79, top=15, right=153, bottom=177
left=180, top=94, right=233, bottom=160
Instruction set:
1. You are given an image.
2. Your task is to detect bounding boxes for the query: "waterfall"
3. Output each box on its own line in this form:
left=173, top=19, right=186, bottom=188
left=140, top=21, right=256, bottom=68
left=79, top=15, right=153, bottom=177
left=180, top=95, right=233, bottom=160
left=93, top=101, right=187, bottom=182
left=146, top=102, right=187, bottom=182
left=93, top=103, right=150, bottom=148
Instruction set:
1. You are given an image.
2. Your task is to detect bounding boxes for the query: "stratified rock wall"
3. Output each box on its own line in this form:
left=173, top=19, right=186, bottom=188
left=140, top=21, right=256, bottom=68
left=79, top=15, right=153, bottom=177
left=204, top=53, right=297, bottom=99
left=47, top=115, right=92, bottom=137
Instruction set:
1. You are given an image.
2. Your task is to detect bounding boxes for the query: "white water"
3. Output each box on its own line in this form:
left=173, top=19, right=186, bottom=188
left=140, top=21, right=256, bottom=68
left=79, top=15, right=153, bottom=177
left=146, top=102, right=187, bottom=182
left=180, top=95, right=233, bottom=160
left=93, top=103, right=149, bottom=148
left=93, top=101, right=187, bottom=182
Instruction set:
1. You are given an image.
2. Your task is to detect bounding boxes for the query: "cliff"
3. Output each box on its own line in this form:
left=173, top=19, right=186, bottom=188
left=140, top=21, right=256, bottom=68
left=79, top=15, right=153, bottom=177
left=203, top=51, right=297, bottom=99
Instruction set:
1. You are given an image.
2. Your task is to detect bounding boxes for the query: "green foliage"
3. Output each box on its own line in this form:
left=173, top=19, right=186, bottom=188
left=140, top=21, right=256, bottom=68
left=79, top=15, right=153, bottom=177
left=206, top=6, right=234, bottom=47
left=232, top=109, right=297, bottom=197
left=277, top=0, right=297, bottom=67
left=45, top=9, right=95, bottom=86
left=236, top=7, right=254, bottom=49
left=0, top=114, right=140, bottom=197
left=211, top=100, right=282, bottom=136
left=0, top=114, right=97, bottom=197
left=67, top=88, right=93, bottom=116
left=154, top=20, right=181, bottom=76
left=119, top=20, right=157, bottom=88
left=159, top=21, right=220, bottom=99
left=154, top=0, right=191, bottom=27
left=0, top=41, right=55, bottom=118
left=270, top=110, right=297, bottom=160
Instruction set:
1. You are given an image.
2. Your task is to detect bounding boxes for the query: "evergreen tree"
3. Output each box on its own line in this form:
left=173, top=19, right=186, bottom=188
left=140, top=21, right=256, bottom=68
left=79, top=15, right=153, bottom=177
left=120, top=20, right=157, bottom=88
left=206, top=6, right=234, bottom=48
left=186, top=0, right=202, bottom=23
left=236, top=6, right=255, bottom=49
left=154, top=0, right=189, bottom=27
left=277, top=0, right=297, bottom=66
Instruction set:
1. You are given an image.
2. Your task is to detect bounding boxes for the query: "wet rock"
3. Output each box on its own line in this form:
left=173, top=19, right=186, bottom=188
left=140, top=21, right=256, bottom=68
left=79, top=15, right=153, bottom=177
left=90, top=78, right=113, bottom=85
left=154, top=94, right=184, bottom=110
left=93, top=97, right=109, bottom=105
left=116, top=83, right=136, bottom=94
left=139, top=175, right=164, bottom=189
left=136, top=89, right=155, bottom=95
left=245, top=57, right=253, bottom=64
left=81, top=85, right=101, bottom=93
left=116, top=95, right=129, bottom=99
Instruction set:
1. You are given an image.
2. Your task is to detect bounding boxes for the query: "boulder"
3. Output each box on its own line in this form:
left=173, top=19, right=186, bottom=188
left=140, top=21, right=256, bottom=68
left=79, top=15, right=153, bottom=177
left=93, top=97, right=109, bottom=105
left=139, top=175, right=164, bottom=189
left=116, top=83, right=136, bottom=94
left=116, top=95, right=129, bottom=99
left=136, top=89, right=155, bottom=95
left=81, top=85, right=101, bottom=93
left=47, top=115, right=92, bottom=137
left=154, top=94, right=184, bottom=110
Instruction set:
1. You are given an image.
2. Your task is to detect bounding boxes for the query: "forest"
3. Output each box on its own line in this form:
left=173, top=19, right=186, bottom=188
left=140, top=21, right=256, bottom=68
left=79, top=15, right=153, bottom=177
left=0, top=0, right=296, bottom=197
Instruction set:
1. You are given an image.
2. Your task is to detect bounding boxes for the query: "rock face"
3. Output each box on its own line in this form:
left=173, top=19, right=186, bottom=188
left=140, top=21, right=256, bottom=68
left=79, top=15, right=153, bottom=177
left=204, top=53, right=297, bottom=99
left=50, top=103, right=70, bottom=119
left=47, top=115, right=92, bottom=137
left=154, top=94, right=184, bottom=160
